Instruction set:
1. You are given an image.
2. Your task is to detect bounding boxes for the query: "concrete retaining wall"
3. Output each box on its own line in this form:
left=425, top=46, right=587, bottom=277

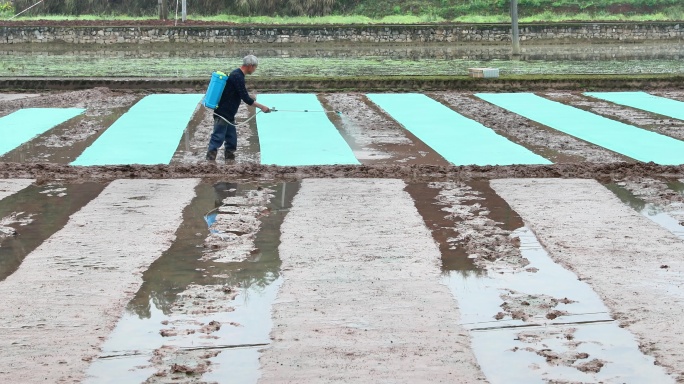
left=1, top=22, right=682, bottom=44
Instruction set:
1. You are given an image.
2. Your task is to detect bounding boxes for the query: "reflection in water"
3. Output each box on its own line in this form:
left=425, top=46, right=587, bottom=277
left=667, top=179, right=684, bottom=195
left=604, top=182, right=647, bottom=211
left=87, top=181, right=299, bottom=383
left=128, top=181, right=298, bottom=318
left=0, top=182, right=105, bottom=281
left=604, top=182, right=684, bottom=240
left=442, top=227, right=671, bottom=383
left=2, top=42, right=683, bottom=77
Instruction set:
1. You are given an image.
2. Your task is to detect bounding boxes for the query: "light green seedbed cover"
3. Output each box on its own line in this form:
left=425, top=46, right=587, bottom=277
left=477, top=92, right=684, bottom=165
left=366, top=93, right=550, bottom=166
left=584, top=91, right=684, bottom=121
left=0, top=108, right=84, bottom=156
left=71, top=94, right=203, bottom=165
left=256, top=94, right=359, bottom=166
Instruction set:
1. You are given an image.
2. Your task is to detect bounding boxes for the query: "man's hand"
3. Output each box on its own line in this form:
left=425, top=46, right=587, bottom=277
left=260, top=106, right=271, bottom=113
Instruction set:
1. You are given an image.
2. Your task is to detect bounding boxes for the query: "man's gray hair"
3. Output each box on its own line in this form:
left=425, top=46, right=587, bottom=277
left=243, top=55, right=259, bottom=67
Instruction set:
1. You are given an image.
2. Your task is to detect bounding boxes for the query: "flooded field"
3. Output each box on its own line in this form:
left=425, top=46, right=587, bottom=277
left=2, top=42, right=684, bottom=77
left=2, top=174, right=684, bottom=383
left=1, top=87, right=684, bottom=383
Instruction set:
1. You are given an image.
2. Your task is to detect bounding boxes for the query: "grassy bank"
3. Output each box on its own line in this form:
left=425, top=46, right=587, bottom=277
left=5, top=11, right=684, bottom=24
left=4, top=0, right=684, bottom=23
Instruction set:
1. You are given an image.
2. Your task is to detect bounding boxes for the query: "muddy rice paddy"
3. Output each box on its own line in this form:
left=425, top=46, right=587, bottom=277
left=3, top=42, right=684, bottom=77
left=2, top=87, right=684, bottom=383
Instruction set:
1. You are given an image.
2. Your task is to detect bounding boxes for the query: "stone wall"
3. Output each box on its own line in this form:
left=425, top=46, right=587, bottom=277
left=1, top=23, right=682, bottom=44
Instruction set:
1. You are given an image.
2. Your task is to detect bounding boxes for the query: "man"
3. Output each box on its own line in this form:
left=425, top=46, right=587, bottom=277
left=206, top=55, right=271, bottom=161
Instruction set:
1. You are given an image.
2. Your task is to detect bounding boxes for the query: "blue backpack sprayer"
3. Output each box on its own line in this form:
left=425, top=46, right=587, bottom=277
left=202, top=71, right=342, bottom=126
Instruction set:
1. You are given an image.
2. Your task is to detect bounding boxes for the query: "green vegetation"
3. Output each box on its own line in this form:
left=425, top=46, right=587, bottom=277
left=7, top=0, right=684, bottom=22
left=11, top=11, right=684, bottom=24
left=0, top=1, right=14, bottom=18
left=356, top=0, right=684, bottom=20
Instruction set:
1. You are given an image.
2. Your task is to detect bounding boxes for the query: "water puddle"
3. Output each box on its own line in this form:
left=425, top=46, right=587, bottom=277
left=443, top=226, right=672, bottom=383
left=405, top=182, right=476, bottom=272
left=0, top=103, right=136, bottom=164
left=0, top=182, right=105, bottom=281
left=667, top=179, right=684, bottom=196
left=85, top=180, right=299, bottom=383
left=469, top=180, right=524, bottom=232
left=604, top=182, right=684, bottom=240
left=416, top=180, right=675, bottom=382
left=406, top=180, right=524, bottom=273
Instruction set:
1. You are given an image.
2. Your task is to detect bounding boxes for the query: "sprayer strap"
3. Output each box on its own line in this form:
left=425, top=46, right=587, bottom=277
left=213, top=111, right=261, bottom=127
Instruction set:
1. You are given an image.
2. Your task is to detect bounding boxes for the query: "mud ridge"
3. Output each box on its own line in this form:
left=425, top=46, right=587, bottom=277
left=1, top=162, right=683, bottom=183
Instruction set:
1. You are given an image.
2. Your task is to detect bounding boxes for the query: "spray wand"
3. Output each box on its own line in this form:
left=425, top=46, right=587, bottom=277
left=214, top=107, right=342, bottom=127
left=271, top=107, right=342, bottom=115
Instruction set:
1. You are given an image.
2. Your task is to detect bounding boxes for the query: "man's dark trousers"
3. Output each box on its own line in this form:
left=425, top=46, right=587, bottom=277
left=208, top=116, right=237, bottom=155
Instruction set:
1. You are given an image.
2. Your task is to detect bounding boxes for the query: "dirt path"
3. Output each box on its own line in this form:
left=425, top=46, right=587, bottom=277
left=543, top=91, right=684, bottom=142
left=320, top=93, right=449, bottom=165
left=491, top=178, right=684, bottom=381
left=172, top=105, right=258, bottom=164
left=0, top=179, right=197, bottom=383
left=259, top=178, right=485, bottom=383
left=0, top=179, right=34, bottom=200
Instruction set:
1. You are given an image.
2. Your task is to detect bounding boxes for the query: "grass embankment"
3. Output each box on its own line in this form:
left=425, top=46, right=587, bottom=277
left=3, top=0, right=684, bottom=23
left=4, top=12, right=684, bottom=24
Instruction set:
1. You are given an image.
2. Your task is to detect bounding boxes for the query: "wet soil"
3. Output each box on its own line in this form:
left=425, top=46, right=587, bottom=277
left=610, top=177, right=684, bottom=225
left=0, top=179, right=198, bottom=384
left=0, top=88, right=139, bottom=163
left=3, top=87, right=684, bottom=183
left=407, top=180, right=527, bottom=272
left=492, top=178, right=684, bottom=380
left=0, top=182, right=104, bottom=281
left=0, top=88, right=137, bottom=117
left=171, top=104, right=260, bottom=165
left=259, top=179, right=485, bottom=382
left=320, top=93, right=449, bottom=165
left=88, top=181, right=297, bottom=382
left=1, top=103, right=137, bottom=164
left=432, top=92, right=629, bottom=163
left=1, top=162, right=683, bottom=183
